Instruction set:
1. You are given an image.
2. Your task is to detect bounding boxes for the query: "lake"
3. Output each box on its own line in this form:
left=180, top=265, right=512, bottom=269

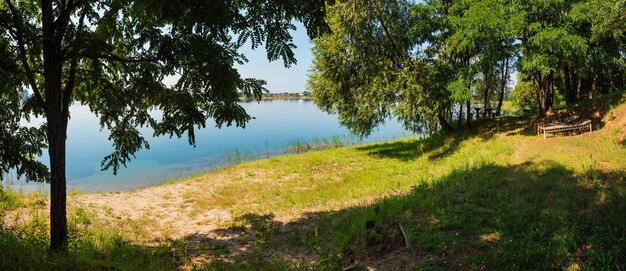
left=4, top=100, right=415, bottom=192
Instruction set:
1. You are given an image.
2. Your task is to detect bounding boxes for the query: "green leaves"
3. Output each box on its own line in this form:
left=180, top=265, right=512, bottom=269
left=311, top=0, right=626, bottom=132
left=0, top=93, right=49, bottom=182
left=309, top=0, right=449, bottom=136
left=0, top=0, right=330, bottom=180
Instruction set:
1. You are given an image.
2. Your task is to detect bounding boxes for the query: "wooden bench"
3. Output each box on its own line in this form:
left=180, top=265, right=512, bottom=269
left=538, top=120, right=592, bottom=139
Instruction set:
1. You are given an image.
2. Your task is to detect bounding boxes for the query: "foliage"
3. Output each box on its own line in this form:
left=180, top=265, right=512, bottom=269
left=309, top=0, right=626, bottom=137
left=0, top=0, right=329, bottom=249
left=309, top=0, right=452, bottom=136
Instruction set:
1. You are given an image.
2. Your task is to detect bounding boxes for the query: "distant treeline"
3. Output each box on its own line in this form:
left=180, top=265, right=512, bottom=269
left=239, top=91, right=312, bottom=101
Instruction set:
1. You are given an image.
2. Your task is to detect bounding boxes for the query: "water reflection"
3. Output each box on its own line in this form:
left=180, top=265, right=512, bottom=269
left=5, top=100, right=415, bottom=192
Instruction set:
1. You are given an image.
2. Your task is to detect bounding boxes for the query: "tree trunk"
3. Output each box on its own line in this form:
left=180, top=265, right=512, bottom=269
left=590, top=66, right=598, bottom=103
left=576, top=76, right=582, bottom=101
left=608, top=66, right=614, bottom=93
left=437, top=114, right=455, bottom=134
left=546, top=72, right=555, bottom=110
left=43, top=0, right=69, bottom=251
left=541, top=74, right=550, bottom=113
left=496, top=57, right=509, bottom=116
left=533, top=74, right=545, bottom=117
left=47, top=113, right=68, bottom=251
left=564, top=65, right=572, bottom=105
left=457, top=103, right=463, bottom=129
left=466, top=99, right=471, bottom=130
left=483, top=73, right=489, bottom=119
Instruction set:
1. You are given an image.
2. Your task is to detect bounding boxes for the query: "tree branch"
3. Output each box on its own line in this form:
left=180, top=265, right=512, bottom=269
left=54, top=0, right=86, bottom=30
left=62, top=12, right=85, bottom=121
left=102, top=53, right=162, bottom=64
left=6, top=0, right=47, bottom=113
left=0, top=21, right=17, bottom=38
left=371, top=1, right=408, bottom=63
left=54, top=0, right=86, bottom=47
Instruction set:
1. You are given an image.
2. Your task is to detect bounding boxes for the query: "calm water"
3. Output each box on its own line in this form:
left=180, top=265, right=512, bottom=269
left=6, top=100, right=415, bottom=192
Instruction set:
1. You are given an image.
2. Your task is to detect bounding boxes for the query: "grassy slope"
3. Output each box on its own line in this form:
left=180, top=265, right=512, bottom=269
left=1, top=92, right=626, bottom=270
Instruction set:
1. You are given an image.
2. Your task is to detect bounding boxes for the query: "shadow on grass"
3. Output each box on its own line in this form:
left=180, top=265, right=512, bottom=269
left=2, top=161, right=625, bottom=270
left=357, top=92, right=626, bottom=163
left=190, top=161, right=626, bottom=270
left=356, top=116, right=534, bottom=162
left=355, top=133, right=470, bottom=162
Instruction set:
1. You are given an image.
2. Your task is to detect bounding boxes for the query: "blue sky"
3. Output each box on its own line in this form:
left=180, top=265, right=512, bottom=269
left=236, top=23, right=314, bottom=93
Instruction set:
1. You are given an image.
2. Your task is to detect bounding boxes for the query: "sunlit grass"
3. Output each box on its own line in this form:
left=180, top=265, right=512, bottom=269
left=2, top=92, right=626, bottom=270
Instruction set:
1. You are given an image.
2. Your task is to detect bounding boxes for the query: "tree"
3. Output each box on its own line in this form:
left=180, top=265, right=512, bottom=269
left=309, top=0, right=456, bottom=136
left=570, top=0, right=626, bottom=102
left=511, top=0, right=586, bottom=115
left=445, top=0, right=516, bottom=120
left=0, top=0, right=329, bottom=251
left=310, top=0, right=625, bottom=136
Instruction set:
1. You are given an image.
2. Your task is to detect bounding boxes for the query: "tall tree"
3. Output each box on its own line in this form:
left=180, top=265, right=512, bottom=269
left=0, top=0, right=329, bottom=251
left=512, top=0, right=588, bottom=115
left=446, top=0, right=516, bottom=117
left=570, top=0, right=626, bottom=102
left=309, top=0, right=456, bottom=136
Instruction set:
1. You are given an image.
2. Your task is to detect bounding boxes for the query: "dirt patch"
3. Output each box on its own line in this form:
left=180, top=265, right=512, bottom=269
left=73, top=179, right=235, bottom=241
left=537, top=94, right=626, bottom=132
left=601, top=99, right=626, bottom=144
left=480, top=232, right=501, bottom=243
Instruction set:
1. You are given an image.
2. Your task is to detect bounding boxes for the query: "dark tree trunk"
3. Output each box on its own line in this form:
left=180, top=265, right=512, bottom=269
left=437, top=114, right=455, bottom=134
left=608, top=66, right=614, bottom=93
left=496, top=57, right=509, bottom=116
left=546, top=72, right=555, bottom=110
left=483, top=72, right=489, bottom=119
left=590, top=66, right=598, bottom=103
left=564, top=65, right=573, bottom=105
left=466, top=99, right=471, bottom=130
left=576, top=76, right=582, bottom=101
left=541, top=73, right=550, bottom=113
left=457, top=103, right=463, bottom=129
left=533, top=74, right=545, bottom=117
left=42, top=0, right=69, bottom=251
left=47, top=112, right=68, bottom=251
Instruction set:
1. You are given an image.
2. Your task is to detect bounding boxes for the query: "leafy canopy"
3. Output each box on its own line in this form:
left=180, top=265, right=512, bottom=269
left=0, top=0, right=330, bottom=181
left=308, top=0, right=449, bottom=136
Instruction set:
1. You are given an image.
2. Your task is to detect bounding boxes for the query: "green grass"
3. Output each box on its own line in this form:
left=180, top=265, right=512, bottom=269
left=0, top=208, right=176, bottom=270
left=2, top=93, right=626, bottom=270
left=194, top=117, right=625, bottom=270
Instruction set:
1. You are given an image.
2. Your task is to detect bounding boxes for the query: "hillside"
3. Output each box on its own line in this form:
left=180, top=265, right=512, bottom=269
left=1, top=92, right=626, bottom=270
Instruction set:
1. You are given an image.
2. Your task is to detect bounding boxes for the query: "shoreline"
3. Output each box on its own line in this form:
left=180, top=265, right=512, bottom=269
left=3, top=132, right=418, bottom=195
left=2, top=96, right=626, bottom=269
left=239, top=96, right=313, bottom=102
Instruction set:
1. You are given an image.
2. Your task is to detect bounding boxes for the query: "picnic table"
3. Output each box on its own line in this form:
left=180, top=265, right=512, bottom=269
left=473, top=107, right=482, bottom=120
left=474, top=107, right=496, bottom=119
left=484, top=107, right=495, bottom=119
left=537, top=119, right=592, bottom=139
